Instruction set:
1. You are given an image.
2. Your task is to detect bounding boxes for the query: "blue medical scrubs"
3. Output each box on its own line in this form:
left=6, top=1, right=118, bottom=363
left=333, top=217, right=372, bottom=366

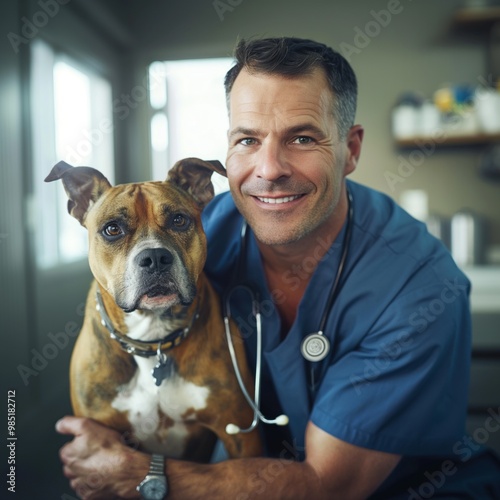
left=202, top=179, right=500, bottom=497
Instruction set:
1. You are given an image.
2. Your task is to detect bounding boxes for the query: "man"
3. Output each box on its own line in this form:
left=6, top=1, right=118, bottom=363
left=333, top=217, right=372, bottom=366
left=56, top=37, right=500, bottom=498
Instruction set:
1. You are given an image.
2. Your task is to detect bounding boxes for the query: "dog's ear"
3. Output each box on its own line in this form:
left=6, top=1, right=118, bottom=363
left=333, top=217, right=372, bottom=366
left=167, top=157, right=227, bottom=208
left=45, top=161, right=112, bottom=225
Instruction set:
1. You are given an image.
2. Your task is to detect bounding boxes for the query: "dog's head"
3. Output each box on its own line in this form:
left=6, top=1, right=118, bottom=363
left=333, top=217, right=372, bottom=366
left=45, top=157, right=226, bottom=313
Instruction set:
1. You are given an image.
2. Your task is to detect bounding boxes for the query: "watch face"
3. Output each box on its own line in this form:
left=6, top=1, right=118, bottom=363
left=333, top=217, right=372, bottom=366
left=140, top=477, right=167, bottom=500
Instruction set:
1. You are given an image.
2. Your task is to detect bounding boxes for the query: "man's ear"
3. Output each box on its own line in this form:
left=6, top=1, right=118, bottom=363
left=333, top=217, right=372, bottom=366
left=45, top=161, right=112, bottom=225
left=167, top=157, right=227, bottom=208
left=344, top=125, right=364, bottom=176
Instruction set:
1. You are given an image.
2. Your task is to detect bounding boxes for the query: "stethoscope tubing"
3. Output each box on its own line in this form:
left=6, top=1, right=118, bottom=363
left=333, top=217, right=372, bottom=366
left=317, top=189, right=353, bottom=334
left=224, top=291, right=288, bottom=433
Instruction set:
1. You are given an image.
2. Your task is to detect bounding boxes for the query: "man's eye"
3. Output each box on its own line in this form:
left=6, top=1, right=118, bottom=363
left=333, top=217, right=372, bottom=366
left=293, top=136, right=313, bottom=144
left=240, top=138, right=257, bottom=146
left=102, top=223, right=123, bottom=239
left=171, top=213, right=191, bottom=231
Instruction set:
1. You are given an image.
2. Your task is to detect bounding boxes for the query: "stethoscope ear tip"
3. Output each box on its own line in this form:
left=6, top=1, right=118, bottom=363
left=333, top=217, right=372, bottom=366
left=275, top=414, right=289, bottom=426
left=225, top=423, right=241, bottom=435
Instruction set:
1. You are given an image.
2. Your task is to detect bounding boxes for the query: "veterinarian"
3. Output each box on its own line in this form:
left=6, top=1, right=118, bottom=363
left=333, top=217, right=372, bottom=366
left=56, top=37, right=500, bottom=498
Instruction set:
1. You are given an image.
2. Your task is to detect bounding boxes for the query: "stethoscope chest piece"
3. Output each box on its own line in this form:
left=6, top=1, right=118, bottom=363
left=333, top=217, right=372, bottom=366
left=300, top=332, right=330, bottom=362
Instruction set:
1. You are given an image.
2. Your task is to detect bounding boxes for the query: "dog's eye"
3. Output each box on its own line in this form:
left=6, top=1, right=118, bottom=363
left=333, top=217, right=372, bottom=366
left=102, top=223, right=123, bottom=239
left=171, top=213, right=190, bottom=231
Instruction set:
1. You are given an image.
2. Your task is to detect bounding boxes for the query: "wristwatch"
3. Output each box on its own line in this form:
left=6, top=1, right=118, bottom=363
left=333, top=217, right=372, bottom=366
left=137, top=453, right=168, bottom=499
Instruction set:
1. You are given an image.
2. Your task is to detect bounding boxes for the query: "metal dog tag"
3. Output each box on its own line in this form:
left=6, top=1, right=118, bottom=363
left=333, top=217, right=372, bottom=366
left=152, top=344, right=169, bottom=386
left=152, top=360, right=169, bottom=386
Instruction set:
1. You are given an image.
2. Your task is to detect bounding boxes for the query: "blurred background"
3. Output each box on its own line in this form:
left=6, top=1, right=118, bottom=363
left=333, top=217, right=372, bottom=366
left=1, top=0, right=500, bottom=496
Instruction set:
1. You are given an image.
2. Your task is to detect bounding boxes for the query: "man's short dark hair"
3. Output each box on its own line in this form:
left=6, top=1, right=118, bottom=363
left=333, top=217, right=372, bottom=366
left=224, top=37, right=358, bottom=139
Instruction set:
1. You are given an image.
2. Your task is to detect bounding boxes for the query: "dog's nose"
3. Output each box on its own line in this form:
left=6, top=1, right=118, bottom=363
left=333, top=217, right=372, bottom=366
left=135, top=248, right=174, bottom=273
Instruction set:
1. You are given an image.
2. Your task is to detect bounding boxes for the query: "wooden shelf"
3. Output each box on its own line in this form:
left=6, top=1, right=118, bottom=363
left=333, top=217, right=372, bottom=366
left=395, top=132, right=500, bottom=148
left=453, top=6, right=500, bottom=26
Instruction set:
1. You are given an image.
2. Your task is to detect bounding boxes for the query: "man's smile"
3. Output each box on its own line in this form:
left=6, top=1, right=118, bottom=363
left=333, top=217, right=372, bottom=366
left=255, top=194, right=304, bottom=204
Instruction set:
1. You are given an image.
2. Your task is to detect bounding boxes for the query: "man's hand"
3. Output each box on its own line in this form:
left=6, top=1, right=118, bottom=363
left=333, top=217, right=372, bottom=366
left=56, top=416, right=149, bottom=499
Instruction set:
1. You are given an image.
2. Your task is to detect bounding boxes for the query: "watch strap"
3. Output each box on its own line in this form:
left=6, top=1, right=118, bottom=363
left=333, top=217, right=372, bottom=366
left=149, top=454, right=165, bottom=475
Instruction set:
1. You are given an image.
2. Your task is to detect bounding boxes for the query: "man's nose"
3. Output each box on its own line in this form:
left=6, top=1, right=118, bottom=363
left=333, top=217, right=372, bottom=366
left=254, top=140, right=292, bottom=181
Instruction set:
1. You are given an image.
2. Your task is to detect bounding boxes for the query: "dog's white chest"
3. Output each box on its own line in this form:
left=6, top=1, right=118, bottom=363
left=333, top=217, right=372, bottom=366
left=112, top=356, right=210, bottom=456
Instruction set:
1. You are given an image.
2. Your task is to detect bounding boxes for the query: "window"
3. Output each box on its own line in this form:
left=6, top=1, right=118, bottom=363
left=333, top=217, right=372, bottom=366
left=31, top=39, right=115, bottom=268
left=148, top=58, right=233, bottom=195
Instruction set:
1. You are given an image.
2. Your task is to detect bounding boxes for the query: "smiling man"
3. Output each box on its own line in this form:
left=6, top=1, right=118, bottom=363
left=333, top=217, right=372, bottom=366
left=56, top=37, right=500, bottom=499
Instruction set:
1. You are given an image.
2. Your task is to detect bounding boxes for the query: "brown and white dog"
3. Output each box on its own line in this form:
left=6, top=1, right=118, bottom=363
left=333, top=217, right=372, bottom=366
left=45, top=157, right=261, bottom=461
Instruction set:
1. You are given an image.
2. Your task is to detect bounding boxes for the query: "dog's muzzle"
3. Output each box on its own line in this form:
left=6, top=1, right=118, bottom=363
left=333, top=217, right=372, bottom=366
left=119, top=247, right=196, bottom=313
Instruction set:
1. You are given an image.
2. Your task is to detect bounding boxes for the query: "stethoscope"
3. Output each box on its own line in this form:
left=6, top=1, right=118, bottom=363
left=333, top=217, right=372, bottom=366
left=223, top=189, right=353, bottom=435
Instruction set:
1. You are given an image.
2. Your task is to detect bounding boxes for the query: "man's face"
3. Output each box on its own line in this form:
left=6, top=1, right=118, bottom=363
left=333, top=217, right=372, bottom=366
left=226, top=67, right=358, bottom=247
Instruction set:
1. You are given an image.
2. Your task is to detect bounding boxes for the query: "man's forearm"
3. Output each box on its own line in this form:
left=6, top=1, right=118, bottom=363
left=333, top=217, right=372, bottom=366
left=117, top=448, right=322, bottom=500
left=165, top=456, right=322, bottom=500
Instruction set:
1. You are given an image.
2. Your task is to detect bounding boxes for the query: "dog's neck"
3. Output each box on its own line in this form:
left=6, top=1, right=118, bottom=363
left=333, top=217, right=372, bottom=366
left=95, top=286, right=198, bottom=358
